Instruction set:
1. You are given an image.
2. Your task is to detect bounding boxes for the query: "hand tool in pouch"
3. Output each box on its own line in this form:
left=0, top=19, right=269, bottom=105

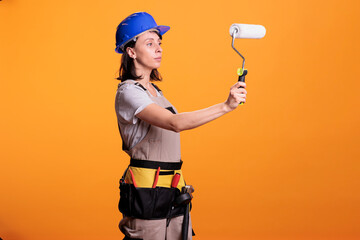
left=128, top=168, right=138, bottom=187
left=171, top=173, right=181, bottom=188
left=229, top=23, right=266, bottom=104
left=176, top=186, right=194, bottom=240
left=152, top=167, right=160, bottom=188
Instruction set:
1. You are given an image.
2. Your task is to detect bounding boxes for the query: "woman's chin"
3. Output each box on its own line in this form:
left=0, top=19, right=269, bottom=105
left=153, top=63, right=161, bottom=69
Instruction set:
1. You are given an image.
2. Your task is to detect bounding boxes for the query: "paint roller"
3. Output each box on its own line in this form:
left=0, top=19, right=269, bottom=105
left=230, top=23, right=266, bottom=103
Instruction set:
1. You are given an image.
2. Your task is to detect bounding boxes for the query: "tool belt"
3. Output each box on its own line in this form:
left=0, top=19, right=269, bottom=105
left=118, top=158, right=192, bottom=220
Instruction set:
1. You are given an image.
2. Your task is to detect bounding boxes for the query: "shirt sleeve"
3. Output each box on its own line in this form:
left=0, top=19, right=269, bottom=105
left=115, top=83, right=154, bottom=124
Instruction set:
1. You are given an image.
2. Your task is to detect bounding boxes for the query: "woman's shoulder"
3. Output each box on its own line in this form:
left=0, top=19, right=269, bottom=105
left=117, top=80, right=147, bottom=93
left=115, top=80, right=153, bottom=106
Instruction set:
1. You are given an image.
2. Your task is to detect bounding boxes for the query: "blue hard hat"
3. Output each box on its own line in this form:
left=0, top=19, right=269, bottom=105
left=115, top=12, right=170, bottom=54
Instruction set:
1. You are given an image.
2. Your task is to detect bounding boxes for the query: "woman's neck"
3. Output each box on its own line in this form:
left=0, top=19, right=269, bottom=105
left=134, top=62, right=152, bottom=83
left=136, top=74, right=150, bottom=87
left=135, top=71, right=157, bottom=97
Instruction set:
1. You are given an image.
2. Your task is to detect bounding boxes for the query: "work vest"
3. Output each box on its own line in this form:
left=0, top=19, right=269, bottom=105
left=122, top=81, right=181, bottom=162
left=117, top=80, right=190, bottom=220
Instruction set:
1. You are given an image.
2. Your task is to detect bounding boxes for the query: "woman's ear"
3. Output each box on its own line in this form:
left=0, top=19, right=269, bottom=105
left=126, top=47, right=136, bottom=59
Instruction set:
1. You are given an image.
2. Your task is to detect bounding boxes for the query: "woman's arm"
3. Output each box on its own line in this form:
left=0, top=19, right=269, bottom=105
left=136, top=81, right=247, bottom=132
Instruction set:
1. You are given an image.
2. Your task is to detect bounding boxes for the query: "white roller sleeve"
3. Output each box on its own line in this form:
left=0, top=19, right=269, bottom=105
left=229, top=24, right=266, bottom=39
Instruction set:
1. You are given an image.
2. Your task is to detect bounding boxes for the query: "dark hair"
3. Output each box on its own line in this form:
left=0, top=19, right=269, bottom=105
left=117, top=31, right=163, bottom=82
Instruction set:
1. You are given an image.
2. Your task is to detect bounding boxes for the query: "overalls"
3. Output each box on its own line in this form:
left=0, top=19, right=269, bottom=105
left=117, top=81, right=193, bottom=240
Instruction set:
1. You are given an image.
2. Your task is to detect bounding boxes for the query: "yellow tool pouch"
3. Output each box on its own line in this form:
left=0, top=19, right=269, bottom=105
left=124, top=167, right=185, bottom=190
left=118, top=159, right=190, bottom=220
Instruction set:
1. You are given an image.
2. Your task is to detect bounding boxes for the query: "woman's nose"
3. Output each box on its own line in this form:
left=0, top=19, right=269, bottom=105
left=156, top=43, right=162, bottom=53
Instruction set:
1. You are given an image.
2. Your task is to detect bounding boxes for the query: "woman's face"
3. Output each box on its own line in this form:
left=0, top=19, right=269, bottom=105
left=128, top=30, right=163, bottom=71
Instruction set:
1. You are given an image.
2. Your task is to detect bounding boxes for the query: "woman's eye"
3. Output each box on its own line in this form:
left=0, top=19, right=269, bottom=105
left=147, top=43, right=152, bottom=46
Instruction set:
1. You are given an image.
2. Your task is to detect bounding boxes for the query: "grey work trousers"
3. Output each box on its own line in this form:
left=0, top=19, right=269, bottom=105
left=120, top=214, right=192, bottom=240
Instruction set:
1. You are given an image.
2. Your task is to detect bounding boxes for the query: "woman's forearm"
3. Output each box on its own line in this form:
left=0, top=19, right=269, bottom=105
left=136, top=82, right=247, bottom=132
left=170, top=81, right=247, bottom=132
left=170, top=102, right=231, bottom=132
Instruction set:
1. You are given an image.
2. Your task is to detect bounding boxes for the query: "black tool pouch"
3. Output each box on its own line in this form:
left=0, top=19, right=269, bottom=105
left=119, top=181, right=187, bottom=220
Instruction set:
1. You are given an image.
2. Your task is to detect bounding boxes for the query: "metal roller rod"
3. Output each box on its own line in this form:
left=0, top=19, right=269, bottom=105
left=231, top=29, right=245, bottom=72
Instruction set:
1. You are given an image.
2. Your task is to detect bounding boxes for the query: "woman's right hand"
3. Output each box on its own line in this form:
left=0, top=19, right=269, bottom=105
left=224, top=81, right=247, bottom=112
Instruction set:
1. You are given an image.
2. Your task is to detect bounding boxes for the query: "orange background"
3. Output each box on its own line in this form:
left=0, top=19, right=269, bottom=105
left=1, top=0, right=359, bottom=239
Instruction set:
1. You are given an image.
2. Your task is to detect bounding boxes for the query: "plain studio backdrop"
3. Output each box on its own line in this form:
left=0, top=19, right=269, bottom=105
left=0, top=0, right=359, bottom=239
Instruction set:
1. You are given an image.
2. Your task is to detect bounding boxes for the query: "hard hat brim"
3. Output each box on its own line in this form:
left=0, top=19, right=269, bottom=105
left=115, top=25, right=170, bottom=54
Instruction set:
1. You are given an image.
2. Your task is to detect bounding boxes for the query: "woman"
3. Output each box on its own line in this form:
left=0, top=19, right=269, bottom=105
left=115, top=12, right=246, bottom=240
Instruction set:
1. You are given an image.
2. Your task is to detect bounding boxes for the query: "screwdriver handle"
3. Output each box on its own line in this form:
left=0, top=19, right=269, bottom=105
left=171, top=173, right=181, bottom=188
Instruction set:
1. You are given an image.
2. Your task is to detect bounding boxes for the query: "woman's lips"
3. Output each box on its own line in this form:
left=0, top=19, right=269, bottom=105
left=155, top=57, right=162, bottom=61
